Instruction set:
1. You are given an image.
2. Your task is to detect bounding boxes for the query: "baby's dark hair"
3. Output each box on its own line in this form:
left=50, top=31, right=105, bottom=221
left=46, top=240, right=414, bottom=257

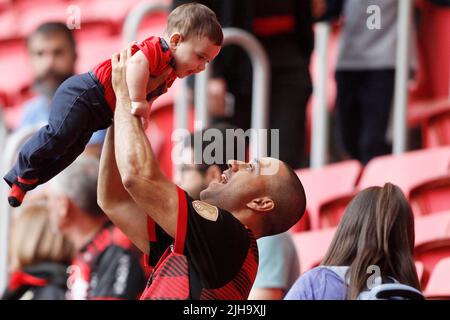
left=166, top=3, right=223, bottom=46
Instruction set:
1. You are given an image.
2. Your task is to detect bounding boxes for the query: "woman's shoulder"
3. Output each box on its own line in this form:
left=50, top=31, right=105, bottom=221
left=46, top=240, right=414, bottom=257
left=285, top=266, right=348, bottom=300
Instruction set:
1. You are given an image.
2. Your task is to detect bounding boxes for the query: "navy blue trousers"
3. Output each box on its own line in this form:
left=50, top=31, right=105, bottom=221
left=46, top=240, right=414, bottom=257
left=335, top=69, right=395, bottom=164
left=4, top=72, right=113, bottom=189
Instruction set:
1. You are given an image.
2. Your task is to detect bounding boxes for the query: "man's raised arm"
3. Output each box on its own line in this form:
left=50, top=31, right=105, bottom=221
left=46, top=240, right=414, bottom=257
left=97, top=126, right=150, bottom=254
left=111, top=48, right=178, bottom=238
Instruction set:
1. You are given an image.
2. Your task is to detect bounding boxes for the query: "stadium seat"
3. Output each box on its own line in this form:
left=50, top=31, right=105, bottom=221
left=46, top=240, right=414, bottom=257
left=422, top=107, right=450, bottom=148
left=414, top=261, right=427, bottom=290
left=414, top=238, right=450, bottom=278
left=292, top=227, right=336, bottom=274
left=0, top=38, right=32, bottom=105
left=0, top=9, right=17, bottom=40
left=76, top=35, right=122, bottom=73
left=135, top=11, right=168, bottom=42
left=414, top=211, right=450, bottom=247
left=73, top=20, right=119, bottom=42
left=412, top=1, right=450, bottom=100
left=16, top=2, right=69, bottom=38
left=296, top=160, right=362, bottom=229
left=408, top=98, right=450, bottom=130
left=290, top=209, right=311, bottom=233
left=423, top=257, right=450, bottom=299
left=80, top=0, right=154, bottom=25
left=358, top=147, right=450, bottom=215
left=410, top=177, right=450, bottom=215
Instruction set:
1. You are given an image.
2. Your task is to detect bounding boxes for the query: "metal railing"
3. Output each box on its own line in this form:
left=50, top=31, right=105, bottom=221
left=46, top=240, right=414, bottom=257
left=393, top=0, right=413, bottom=154
left=122, top=2, right=169, bottom=44
left=310, top=23, right=330, bottom=168
left=0, top=126, right=41, bottom=294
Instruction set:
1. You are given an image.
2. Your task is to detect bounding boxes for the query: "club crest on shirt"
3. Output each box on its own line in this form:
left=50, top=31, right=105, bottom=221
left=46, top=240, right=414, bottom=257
left=192, top=201, right=219, bottom=221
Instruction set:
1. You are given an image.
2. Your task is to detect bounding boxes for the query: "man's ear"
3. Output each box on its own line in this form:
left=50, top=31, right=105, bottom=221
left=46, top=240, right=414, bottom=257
left=169, top=32, right=182, bottom=49
left=246, top=197, right=274, bottom=212
left=205, top=165, right=222, bottom=184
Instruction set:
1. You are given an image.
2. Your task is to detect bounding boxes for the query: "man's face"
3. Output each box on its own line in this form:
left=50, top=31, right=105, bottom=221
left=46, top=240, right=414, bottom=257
left=200, top=157, right=282, bottom=213
left=170, top=34, right=221, bottom=78
left=28, top=32, right=76, bottom=95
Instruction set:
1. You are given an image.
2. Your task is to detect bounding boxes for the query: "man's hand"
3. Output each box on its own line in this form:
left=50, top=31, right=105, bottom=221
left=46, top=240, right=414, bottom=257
left=111, top=45, right=132, bottom=99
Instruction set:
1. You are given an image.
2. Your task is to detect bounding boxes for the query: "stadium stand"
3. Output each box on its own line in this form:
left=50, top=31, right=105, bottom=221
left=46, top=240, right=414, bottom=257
left=414, top=237, right=450, bottom=291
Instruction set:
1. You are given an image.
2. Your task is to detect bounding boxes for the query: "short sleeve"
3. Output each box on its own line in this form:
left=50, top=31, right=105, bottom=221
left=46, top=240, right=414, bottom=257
left=253, top=233, right=299, bottom=291
left=179, top=190, right=252, bottom=289
left=136, top=37, right=172, bottom=76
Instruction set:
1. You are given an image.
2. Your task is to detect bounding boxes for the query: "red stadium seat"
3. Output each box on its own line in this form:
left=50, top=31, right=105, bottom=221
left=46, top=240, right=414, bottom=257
left=410, top=177, right=450, bottom=215
left=424, top=257, right=450, bottom=299
left=358, top=147, right=450, bottom=215
left=16, top=2, right=69, bottom=38
left=414, top=211, right=450, bottom=247
left=296, top=160, right=362, bottom=229
left=412, top=1, right=450, bottom=100
left=292, top=227, right=336, bottom=274
left=422, top=107, right=450, bottom=148
left=290, top=209, right=311, bottom=233
left=76, top=35, right=122, bottom=73
left=415, top=238, right=450, bottom=279
left=79, top=0, right=155, bottom=25
left=0, top=38, right=32, bottom=105
left=0, top=9, right=18, bottom=41
left=415, top=261, right=427, bottom=289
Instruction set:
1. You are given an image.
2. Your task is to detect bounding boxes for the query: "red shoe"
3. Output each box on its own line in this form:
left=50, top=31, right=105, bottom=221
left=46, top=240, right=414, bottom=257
left=7, top=177, right=38, bottom=207
left=8, top=184, right=25, bottom=207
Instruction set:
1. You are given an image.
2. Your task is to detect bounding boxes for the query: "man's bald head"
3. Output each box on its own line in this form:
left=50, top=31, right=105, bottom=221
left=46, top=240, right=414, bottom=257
left=261, top=161, right=306, bottom=236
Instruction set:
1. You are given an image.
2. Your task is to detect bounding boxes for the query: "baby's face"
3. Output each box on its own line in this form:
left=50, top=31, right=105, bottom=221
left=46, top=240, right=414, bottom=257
left=170, top=34, right=221, bottom=78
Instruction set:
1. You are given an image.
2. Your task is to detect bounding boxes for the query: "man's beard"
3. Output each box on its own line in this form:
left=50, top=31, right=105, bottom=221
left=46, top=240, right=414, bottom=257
left=34, top=69, right=74, bottom=97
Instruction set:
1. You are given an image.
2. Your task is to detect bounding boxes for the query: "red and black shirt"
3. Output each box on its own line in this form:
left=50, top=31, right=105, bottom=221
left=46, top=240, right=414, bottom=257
left=67, top=222, right=146, bottom=300
left=92, top=36, right=177, bottom=111
left=141, top=187, right=259, bottom=300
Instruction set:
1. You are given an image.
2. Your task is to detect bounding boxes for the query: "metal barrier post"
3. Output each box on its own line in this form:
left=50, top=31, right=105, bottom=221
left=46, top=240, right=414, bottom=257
left=310, top=23, right=330, bottom=168
left=393, top=0, right=412, bottom=154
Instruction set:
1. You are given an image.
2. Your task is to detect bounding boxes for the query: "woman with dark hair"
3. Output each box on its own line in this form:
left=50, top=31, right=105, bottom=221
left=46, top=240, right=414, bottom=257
left=285, top=183, right=422, bottom=300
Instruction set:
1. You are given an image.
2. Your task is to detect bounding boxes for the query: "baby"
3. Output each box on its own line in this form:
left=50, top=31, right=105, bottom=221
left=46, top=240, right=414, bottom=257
left=4, top=3, right=222, bottom=207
